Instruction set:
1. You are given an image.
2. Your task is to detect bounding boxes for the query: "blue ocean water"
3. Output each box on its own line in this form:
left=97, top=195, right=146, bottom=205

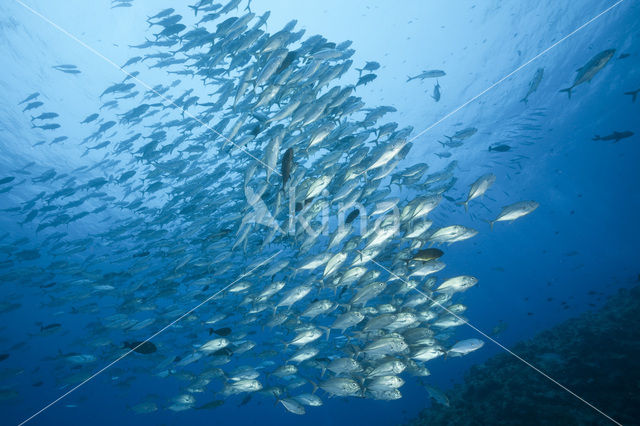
left=0, top=1, right=638, bottom=425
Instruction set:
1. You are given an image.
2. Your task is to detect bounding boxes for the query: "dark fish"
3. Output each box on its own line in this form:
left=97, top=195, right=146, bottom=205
left=196, top=400, right=224, bottom=410
left=356, top=73, right=377, bottom=87
left=124, top=341, right=157, bottom=354
left=212, top=327, right=232, bottom=337
left=33, top=123, right=61, bottom=131
left=275, top=51, right=299, bottom=75
left=0, top=177, right=15, bottom=185
left=592, top=131, right=633, bottom=142
left=81, top=113, right=99, bottom=124
left=31, top=112, right=59, bottom=121
left=0, top=354, right=9, bottom=362
left=23, top=101, right=43, bottom=112
left=345, top=209, right=359, bottom=224
left=40, top=323, right=61, bottom=332
left=623, top=88, right=639, bottom=102
left=412, top=248, right=444, bottom=262
left=19, top=92, right=39, bottom=105
left=356, top=61, right=380, bottom=76
left=50, top=136, right=68, bottom=145
left=118, top=170, right=136, bottom=183
left=57, top=69, right=82, bottom=75
left=281, top=148, right=293, bottom=189
left=213, top=347, right=233, bottom=356
left=521, top=68, right=544, bottom=104
left=431, top=80, right=441, bottom=102
left=239, top=394, right=252, bottom=406
left=489, top=144, right=511, bottom=152
left=147, top=8, right=175, bottom=22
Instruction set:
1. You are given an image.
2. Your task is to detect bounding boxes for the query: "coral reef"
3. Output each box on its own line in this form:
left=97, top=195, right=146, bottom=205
left=406, top=286, right=640, bottom=425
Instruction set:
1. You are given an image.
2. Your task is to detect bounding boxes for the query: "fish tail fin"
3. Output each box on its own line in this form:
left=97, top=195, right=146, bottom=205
left=280, top=339, right=289, bottom=351
left=352, top=344, right=362, bottom=360
left=484, top=219, right=495, bottom=231
left=559, top=87, right=572, bottom=99
left=309, top=379, right=319, bottom=394
left=406, top=76, right=412, bottom=82
left=520, top=97, right=528, bottom=104
left=592, top=135, right=601, bottom=141
left=456, top=201, right=469, bottom=212
left=319, top=326, right=330, bottom=341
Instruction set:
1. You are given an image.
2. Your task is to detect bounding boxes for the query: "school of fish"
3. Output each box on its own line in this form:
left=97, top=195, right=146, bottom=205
left=2, top=0, right=575, bottom=417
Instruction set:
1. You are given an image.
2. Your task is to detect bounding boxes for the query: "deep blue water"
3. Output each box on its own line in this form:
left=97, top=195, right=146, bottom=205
left=0, top=1, right=638, bottom=425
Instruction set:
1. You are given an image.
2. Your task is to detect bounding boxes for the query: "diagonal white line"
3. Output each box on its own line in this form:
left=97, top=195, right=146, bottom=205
left=405, top=0, right=626, bottom=146
left=18, top=249, right=283, bottom=425
left=356, top=249, right=622, bottom=425
left=13, top=0, right=282, bottom=177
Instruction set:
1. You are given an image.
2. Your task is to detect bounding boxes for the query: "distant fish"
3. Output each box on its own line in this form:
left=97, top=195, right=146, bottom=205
left=559, top=49, right=615, bottom=98
left=23, top=101, right=43, bottom=112
left=195, top=400, right=225, bottom=410
left=489, top=144, right=511, bottom=152
left=57, top=69, right=82, bottom=74
left=111, top=1, right=132, bottom=9
left=356, top=61, right=380, bottom=77
left=40, top=323, right=61, bottom=332
left=521, top=68, right=544, bottom=104
left=33, top=123, right=61, bottom=131
left=53, top=64, right=81, bottom=74
left=49, top=136, right=68, bottom=145
left=431, top=80, right=441, bottom=102
left=18, top=92, right=39, bottom=105
left=147, top=8, right=175, bottom=22
left=356, top=73, right=377, bottom=87
left=491, top=321, right=508, bottom=336
left=624, top=88, right=639, bottom=102
left=81, top=113, right=99, bottom=124
left=445, top=127, right=477, bottom=142
left=31, top=112, right=59, bottom=121
left=211, top=327, right=232, bottom=336
left=124, top=341, right=157, bottom=354
left=407, top=70, right=446, bottom=82
left=592, top=131, right=633, bottom=143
